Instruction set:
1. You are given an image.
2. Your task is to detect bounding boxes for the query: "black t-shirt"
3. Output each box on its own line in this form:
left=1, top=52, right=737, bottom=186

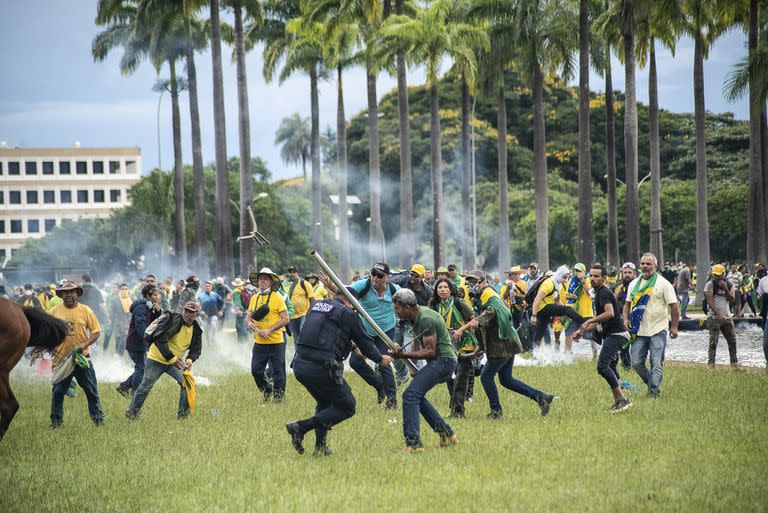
left=593, top=284, right=625, bottom=335
left=661, top=269, right=678, bottom=284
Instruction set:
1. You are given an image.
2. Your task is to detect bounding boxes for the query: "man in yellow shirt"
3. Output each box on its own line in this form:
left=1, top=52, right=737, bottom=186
left=125, top=301, right=203, bottom=420
left=307, top=273, right=328, bottom=301
left=530, top=266, right=586, bottom=347
left=283, top=265, right=315, bottom=340
left=49, top=281, right=103, bottom=429
left=564, top=263, right=594, bottom=355
left=501, top=266, right=527, bottom=328
left=248, top=267, right=290, bottom=402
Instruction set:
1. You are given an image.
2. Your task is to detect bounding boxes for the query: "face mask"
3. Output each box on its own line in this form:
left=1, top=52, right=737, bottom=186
left=468, top=284, right=481, bottom=298
left=25, top=290, right=33, bottom=296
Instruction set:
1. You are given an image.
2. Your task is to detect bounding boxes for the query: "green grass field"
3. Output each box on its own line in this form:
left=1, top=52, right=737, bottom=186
left=2, top=359, right=767, bottom=513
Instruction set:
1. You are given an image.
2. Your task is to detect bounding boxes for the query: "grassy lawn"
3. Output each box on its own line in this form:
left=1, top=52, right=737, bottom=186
left=1, top=359, right=767, bottom=513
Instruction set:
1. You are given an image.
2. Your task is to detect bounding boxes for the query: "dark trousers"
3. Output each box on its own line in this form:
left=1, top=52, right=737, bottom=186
left=235, top=313, right=249, bottom=341
left=708, top=318, right=738, bottom=364
left=251, top=343, right=286, bottom=397
left=480, top=355, right=542, bottom=413
left=349, top=329, right=396, bottom=400
left=294, top=359, right=356, bottom=437
left=597, top=334, right=624, bottom=389
left=445, top=355, right=476, bottom=416
left=50, top=361, right=103, bottom=427
left=533, top=304, right=585, bottom=345
left=120, top=350, right=146, bottom=391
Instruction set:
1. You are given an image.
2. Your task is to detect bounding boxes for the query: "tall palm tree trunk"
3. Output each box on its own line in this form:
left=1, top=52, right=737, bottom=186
left=605, top=50, right=619, bottom=267
left=694, top=31, right=710, bottom=301
left=497, top=80, right=511, bottom=273
left=169, top=59, right=187, bottom=272
left=310, top=66, right=323, bottom=258
left=460, top=76, right=472, bottom=271
left=186, top=49, right=208, bottom=275
left=649, top=38, right=664, bottom=265
left=532, top=66, right=549, bottom=271
left=747, top=0, right=766, bottom=265
left=762, top=107, right=768, bottom=262
left=337, top=67, right=350, bottom=281
left=395, top=0, right=413, bottom=268
left=367, top=65, right=385, bottom=261
left=234, top=3, right=254, bottom=276
left=623, top=30, right=640, bottom=264
left=210, top=0, right=233, bottom=277
left=430, top=83, right=444, bottom=269
left=577, top=0, right=593, bottom=266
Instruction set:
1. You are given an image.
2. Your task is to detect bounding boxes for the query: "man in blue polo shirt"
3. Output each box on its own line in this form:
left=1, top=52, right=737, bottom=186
left=323, top=262, right=400, bottom=409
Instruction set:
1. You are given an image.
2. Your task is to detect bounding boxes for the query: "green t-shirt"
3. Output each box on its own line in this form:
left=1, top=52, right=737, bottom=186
left=411, top=307, right=457, bottom=360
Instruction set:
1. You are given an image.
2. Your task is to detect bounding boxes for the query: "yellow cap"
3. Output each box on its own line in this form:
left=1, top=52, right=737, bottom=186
left=711, top=264, right=726, bottom=276
left=410, top=264, right=425, bottom=276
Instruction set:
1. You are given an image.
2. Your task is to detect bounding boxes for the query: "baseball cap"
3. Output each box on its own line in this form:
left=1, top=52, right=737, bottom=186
left=711, top=264, right=726, bottom=276
left=573, top=263, right=586, bottom=272
left=371, top=262, right=390, bottom=275
left=436, top=266, right=449, bottom=274
left=183, top=301, right=200, bottom=312
left=410, top=264, right=426, bottom=276
left=466, top=269, right=485, bottom=282
left=529, top=262, right=539, bottom=269
left=621, top=262, right=636, bottom=270
left=287, top=265, right=299, bottom=272
left=447, top=264, right=458, bottom=271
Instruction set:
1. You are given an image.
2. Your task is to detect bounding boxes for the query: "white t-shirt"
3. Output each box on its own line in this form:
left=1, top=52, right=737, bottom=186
left=757, top=276, right=768, bottom=296
left=626, top=274, right=678, bottom=337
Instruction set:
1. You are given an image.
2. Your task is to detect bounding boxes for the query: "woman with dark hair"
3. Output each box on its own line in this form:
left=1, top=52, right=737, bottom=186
left=430, top=278, right=477, bottom=418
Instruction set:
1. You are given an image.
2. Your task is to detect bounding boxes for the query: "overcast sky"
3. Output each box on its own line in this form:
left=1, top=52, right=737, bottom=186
left=0, top=1, right=753, bottom=181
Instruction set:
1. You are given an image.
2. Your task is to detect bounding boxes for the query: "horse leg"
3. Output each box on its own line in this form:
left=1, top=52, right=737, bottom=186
left=0, top=371, right=19, bottom=440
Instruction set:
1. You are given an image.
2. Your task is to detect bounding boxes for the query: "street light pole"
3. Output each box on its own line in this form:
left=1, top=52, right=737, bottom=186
left=471, top=95, right=478, bottom=267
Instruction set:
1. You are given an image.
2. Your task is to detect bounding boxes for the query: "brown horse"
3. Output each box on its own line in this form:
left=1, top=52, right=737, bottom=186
left=0, top=296, right=67, bottom=439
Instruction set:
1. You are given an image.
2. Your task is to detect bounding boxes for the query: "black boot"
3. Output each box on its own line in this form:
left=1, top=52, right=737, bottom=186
left=313, top=428, right=332, bottom=457
left=286, top=422, right=307, bottom=454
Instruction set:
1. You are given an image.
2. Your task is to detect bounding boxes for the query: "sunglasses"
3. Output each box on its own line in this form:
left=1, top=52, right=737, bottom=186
left=371, top=271, right=387, bottom=279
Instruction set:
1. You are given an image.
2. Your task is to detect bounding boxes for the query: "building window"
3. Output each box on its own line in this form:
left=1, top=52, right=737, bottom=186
left=77, top=190, right=89, bottom=203
left=93, top=161, right=104, bottom=174
left=10, top=191, right=21, bottom=204
left=60, top=190, right=72, bottom=203
left=0, top=220, right=4, bottom=233
left=59, top=161, right=71, bottom=174
left=0, top=191, right=3, bottom=204
left=42, top=161, right=54, bottom=174
left=110, top=189, right=121, bottom=202
left=109, top=161, right=120, bottom=174
left=0, top=249, right=5, bottom=261
left=43, top=190, right=55, bottom=204
left=0, top=162, right=3, bottom=174
left=44, top=219, right=56, bottom=232
left=25, top=161, right=37, bottom=175
left=94, top=190, right=105, bottom=203
left=76, top=161, right=87, bottom=174
left=27, top=219, right=40, bottom=233
left=10, top=220, right=22, bottom=233
left=26, top=190, right=39, bottom=204
left=126, top=160, right=137, bottom=174
left=9, top=161, right=20, bottom=175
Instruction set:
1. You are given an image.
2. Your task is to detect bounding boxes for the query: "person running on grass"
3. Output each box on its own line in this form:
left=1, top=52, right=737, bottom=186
left=573, top=264, right=632, bottom=413
left=530, top=266, right=586, bottom=347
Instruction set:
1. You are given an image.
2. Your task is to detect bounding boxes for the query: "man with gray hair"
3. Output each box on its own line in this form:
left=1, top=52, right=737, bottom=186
left=390, top=288, right=458, bottom=453
left=622, top=253, right=679, bottom=398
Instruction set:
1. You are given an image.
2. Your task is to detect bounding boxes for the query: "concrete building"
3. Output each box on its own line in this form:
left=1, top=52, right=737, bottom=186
left=0, top=146, right=142, bottom=262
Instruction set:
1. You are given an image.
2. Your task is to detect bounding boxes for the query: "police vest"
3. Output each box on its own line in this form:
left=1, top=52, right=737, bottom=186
left=296, top=299, right=353, bottom=361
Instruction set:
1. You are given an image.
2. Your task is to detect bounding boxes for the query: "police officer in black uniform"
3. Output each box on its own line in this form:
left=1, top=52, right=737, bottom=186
left=286, top=288, right=393, bottom=456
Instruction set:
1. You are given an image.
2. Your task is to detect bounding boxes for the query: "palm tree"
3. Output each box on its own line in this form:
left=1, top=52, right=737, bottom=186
left=379, top=0, right=488, bottom=269
left=679, top=0, right=730, bottom=299
left=210, top=0, right=234, bottom=277
left=275, top=113, right=311, bottom=179
left=395, top=0, right=414, bottom=269
left=725, top=0, right=768, bottom=264
left=577, top=0, right=594, bottom=266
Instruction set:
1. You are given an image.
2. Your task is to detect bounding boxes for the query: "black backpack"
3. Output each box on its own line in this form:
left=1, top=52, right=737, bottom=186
left=358, top=277, right=397, bottom=299
left=524, top=276, right=549, bottom=307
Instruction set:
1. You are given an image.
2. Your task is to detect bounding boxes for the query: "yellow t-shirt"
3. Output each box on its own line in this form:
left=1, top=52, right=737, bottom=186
left=248, top=292, right=288, bottom=344
left=535, top=278, right=557, bottom=312
left=312, top=282, right=328, bottom=301
left=147, top=324, right=193, bottom=364
left=285, top=279, right=312, bottom=318
left=575, top=278, right=593, bottom=318
left=501, top=279, right=526, bottom=309
left=50, top=303, right=101, bottom=365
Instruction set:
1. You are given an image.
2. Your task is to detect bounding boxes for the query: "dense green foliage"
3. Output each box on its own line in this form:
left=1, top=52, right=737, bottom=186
left=2, top=355, right=766, bottom=513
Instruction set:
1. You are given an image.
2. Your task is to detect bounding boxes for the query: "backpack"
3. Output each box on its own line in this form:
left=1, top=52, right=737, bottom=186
left=524, top=276, right=549, bottom=307
left=358, top=277, right=397, bottom=299
left=144, top=312, right=172, bottom=344
left=288, top=279, right=311, bottom=300
left=240, top=288, right=253, bottom=310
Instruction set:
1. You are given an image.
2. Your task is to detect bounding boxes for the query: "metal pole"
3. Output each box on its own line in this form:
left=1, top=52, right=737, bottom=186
left=471, top=95, right=478, bottom=266
left=310, top=249, right=418, bottom=372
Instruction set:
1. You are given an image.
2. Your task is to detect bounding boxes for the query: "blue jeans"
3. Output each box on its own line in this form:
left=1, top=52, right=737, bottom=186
left=289, top=316, right=306, bottom=342
left=480, top=355, right=542, bottom=412
left=235, top=312, right=249, bottom=341
left=679, top=291, right=690, bottom=317
left=251, top=343, right=286, bottom=398
left=120, top=349, right=146, bottom=392
left=631, top=330, right=667, bottom=390
left=402, top=357, right=457, bottom=447
left=127, top=358, right=189, bottom=417
left=762, top=318, right=767, bottom=366
left=349, top=328, right=397, bottom=401
left=50, top=359, right=103, bottom=426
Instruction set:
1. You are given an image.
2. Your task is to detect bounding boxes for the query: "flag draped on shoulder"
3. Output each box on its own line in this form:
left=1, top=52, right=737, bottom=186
left=628, top=273, right=658, bottom=336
